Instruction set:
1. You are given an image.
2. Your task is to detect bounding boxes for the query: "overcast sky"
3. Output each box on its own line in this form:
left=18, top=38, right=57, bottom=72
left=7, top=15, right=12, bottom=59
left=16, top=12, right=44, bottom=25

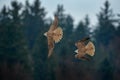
left=0, top=0, right=120, bottom=26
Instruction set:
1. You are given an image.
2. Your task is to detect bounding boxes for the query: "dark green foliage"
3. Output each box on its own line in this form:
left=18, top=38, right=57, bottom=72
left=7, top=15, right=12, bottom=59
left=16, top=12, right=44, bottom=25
left=64, top=14, right=74, bottom=38
left=0, top=0, right=120, bottom=80
left=93, top=1, right=120, bottom=80
left=32, top=34, right=48, bottom=80
left=98, top=58, right=113, bottom=80
left=93, top=0, right=117, bottom=66
left=94, top=0, right=116, bottom=46
left=22, top=0, right=46, bottom=49
left=115, top=14, right=120, bottom=36
left=73, top=15, right=90, bottom=42
left=0, top=1, right=32, bottom=80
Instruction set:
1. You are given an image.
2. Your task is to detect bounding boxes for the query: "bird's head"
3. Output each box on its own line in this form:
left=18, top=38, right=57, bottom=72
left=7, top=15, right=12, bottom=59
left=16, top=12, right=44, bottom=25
left=74, top=49, right=78, bottom=53
left=44, top=32, right=47, bottom=37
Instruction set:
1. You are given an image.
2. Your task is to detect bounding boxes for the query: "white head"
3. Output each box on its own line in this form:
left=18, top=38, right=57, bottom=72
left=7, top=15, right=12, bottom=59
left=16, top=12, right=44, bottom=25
left=44, top=32, right=47, bottom=37
left=74, top=49, right=78, bottom=53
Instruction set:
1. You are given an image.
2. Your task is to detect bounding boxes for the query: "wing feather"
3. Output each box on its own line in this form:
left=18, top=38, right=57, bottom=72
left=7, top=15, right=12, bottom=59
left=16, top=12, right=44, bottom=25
left=49, top=16, right=58, bottom=31
left=75, top=41, right=85, bottom=49
left=85, top=41, right=95, bottom=56
left=78, top=37, right=90, bottom=43
left=53, top=27, right=63, bottom=43
left=47, top=36, right=54, bottom=58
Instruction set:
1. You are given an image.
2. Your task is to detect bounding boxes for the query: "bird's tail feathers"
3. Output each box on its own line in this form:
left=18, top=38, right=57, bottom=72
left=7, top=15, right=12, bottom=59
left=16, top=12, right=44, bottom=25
left=53, top=27, right=63, bottom=43
left=85, top=41, right=95, bottom=56
left=81, top=56, right=91, bottom=61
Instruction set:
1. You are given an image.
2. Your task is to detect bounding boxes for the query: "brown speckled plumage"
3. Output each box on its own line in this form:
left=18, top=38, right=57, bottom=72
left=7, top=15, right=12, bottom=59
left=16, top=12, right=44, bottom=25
left=44, top=15, right=63, bottom=58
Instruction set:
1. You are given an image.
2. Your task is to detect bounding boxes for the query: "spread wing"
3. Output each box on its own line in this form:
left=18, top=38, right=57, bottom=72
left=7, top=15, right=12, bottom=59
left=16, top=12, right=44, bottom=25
left=75, top=38, right=88, bottom=58
left=75, top=41, right=85, bottom=49
left=53, top=27, right=63, bottom=43
left=85, top=41, right=95, bottom=56
left=49, top=16, right=58, bottom=32
left=47, top=36, right=54, bottom=58
left=75, top=53, right=90, bottom=60
left=78, top=37, right=90, bottom=43
left=80, top=56, right=90, bottom=61
left=75, top=42, right=85, bottom=58
left=75, top=37, right=90, bottom=48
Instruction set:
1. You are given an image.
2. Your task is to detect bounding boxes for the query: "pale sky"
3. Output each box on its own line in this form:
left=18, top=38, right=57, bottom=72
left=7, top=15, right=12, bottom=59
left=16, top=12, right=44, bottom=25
left=0, top=0, right=120, bottom=26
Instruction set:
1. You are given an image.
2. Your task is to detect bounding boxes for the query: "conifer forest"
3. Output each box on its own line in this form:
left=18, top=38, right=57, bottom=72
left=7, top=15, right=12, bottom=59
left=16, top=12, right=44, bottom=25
left=0, top=0, right=120, bottom=80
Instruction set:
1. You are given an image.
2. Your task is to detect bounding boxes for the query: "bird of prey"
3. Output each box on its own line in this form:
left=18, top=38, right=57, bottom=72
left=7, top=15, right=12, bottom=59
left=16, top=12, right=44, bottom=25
left=44, top=15, right=63, bottom=58
left=74, top=37, right=95, bottom=60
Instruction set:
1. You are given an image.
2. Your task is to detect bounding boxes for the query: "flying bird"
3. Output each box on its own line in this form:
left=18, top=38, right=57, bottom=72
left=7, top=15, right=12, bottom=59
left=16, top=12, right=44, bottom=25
left=74, top=37, right=95, bottom=60
left=44, top=15, right=63, bottom=58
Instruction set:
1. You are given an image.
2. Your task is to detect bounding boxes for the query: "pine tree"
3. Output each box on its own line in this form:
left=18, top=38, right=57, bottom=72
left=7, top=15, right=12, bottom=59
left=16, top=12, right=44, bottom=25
left=94, top=0, right=116, bottom=46
left=0, top=1, right=32, bottom=80
left=109, top=13, right=120, bottom=80
left=64, top=14, right=74, bottom=38
left=0, top=5, right=10, bottom=61
left=22, top=0, right=46, bottom=49
left=73, top=15, right=90, bottom=42
left=84, top=15, right=91, bottom=36
left=116, top=14, right=120, bottom=36
left=27, top=0, right=49, bottom=80
left=54, top=4, right=66, bottom=30
left=98, top=58, right=113, bottom=80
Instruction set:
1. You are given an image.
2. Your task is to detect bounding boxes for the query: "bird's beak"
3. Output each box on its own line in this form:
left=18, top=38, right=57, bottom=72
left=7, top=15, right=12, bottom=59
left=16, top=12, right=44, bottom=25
left=44, top=32, right=47, bottom=37
left=74, top=49, right=78, bottom=53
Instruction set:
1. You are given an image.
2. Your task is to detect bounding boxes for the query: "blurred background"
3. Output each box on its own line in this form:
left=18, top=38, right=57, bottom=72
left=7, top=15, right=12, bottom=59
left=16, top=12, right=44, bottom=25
left=0, top=0, right=120, bottom=80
